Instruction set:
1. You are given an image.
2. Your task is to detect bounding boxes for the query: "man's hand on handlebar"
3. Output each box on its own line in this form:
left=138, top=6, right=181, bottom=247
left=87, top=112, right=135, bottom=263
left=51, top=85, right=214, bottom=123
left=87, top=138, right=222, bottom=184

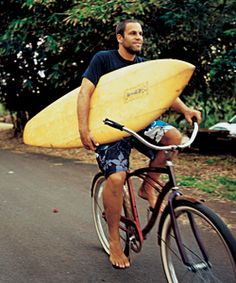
left=184, top=109, right=201, bottom=125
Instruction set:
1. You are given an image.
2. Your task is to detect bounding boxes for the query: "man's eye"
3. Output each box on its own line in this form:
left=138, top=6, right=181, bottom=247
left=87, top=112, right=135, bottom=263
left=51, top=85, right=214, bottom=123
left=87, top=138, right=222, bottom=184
left=129, top=31, right=143, bottom=36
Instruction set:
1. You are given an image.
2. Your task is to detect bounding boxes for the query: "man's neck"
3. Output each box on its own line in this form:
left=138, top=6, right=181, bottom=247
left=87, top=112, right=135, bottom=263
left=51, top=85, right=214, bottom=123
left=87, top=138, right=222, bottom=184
left=118, top=47, right=136, bottom=61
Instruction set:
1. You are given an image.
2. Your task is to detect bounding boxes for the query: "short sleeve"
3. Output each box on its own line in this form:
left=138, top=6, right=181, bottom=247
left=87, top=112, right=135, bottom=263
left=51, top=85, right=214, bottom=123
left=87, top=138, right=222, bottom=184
left=82, top=52, right=106, bottom=86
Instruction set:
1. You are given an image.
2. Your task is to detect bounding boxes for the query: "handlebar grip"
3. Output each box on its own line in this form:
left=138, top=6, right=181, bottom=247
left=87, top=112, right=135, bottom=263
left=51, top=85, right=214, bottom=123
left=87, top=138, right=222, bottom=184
left=103, top=118, right=124, bottom=131
left=192, top=116, right=198, bottom=123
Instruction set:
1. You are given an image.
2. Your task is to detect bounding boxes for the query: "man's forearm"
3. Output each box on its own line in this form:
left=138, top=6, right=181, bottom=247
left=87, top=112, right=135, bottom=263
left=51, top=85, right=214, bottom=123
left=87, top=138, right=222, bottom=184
left=77, top=78, right=98, bottom=149
left=171, top=97, right=189, bottom=114
left=171, top=97, right=201, bottom=124
left=77, top=78, right=95, bottom=133
left=77, top=89, right=91, bottom=133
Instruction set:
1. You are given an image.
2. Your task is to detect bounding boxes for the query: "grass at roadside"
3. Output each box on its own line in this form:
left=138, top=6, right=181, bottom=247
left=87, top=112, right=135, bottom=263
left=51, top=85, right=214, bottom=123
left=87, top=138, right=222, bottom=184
left=178, top=175, right=236, bottom=201
left=177, top=155, right=236, bottom=202
left=176, top=155, right=236, bottom=201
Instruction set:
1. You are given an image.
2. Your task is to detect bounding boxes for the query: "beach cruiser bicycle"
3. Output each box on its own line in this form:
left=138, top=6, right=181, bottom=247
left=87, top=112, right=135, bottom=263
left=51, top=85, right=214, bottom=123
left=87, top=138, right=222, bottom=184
left=91, top=118, right=236, bottom=282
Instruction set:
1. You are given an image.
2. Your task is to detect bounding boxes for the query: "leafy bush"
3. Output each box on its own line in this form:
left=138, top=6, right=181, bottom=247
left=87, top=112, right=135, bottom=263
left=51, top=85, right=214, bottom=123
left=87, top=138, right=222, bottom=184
left=0, top=0, right=235, bottom=131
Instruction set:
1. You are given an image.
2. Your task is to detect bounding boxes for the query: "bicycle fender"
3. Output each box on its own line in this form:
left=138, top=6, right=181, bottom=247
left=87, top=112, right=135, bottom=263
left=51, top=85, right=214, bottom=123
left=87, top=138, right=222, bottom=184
left=175, top=195, right=205, bottom=204
left=90, top=171, right=104, bottom=197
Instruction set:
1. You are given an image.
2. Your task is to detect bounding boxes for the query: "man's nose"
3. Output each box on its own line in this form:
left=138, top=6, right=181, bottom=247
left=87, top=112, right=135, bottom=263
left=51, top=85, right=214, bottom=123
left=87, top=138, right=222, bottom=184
left=136, top=34, right=143, bottom=40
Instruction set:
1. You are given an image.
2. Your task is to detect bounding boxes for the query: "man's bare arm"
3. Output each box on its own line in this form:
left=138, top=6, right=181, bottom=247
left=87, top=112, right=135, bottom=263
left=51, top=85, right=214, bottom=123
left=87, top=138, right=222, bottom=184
left=171, top=97, right=201, bottom=124
left=77, top=77, right=98, bottom=150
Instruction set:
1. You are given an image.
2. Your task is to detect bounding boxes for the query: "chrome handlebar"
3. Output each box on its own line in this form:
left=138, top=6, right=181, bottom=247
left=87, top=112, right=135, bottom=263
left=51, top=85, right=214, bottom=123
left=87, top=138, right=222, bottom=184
left=103, top=118, right=198, bottom=151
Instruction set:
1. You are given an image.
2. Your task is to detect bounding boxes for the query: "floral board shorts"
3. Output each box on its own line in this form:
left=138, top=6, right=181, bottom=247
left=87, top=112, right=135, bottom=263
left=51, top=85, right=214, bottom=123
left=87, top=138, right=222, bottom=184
left=95, top=120, right=174, bottom=178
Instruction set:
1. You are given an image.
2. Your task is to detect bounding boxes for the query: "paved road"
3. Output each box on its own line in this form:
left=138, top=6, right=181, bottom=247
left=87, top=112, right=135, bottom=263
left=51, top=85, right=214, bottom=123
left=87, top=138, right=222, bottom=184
left=0, top=149, right=166, bottom=283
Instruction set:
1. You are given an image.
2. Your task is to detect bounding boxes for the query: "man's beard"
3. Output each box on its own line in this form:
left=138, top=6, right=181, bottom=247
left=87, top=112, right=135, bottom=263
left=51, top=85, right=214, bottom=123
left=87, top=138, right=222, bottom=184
left=124, top=45, right=142, bottom=55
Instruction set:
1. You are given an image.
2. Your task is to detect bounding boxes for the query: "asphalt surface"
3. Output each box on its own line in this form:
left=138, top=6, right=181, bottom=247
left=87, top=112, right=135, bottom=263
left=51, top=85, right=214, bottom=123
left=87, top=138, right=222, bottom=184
left=0, top=149, right=167, bottom=283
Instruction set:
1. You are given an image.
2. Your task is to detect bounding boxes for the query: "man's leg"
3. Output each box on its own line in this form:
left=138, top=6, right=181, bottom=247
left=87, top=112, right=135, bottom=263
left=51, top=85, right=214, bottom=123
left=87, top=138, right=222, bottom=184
left=102, top=171, right=130, bottom=268
left=138, top=128, right=182, bottom=208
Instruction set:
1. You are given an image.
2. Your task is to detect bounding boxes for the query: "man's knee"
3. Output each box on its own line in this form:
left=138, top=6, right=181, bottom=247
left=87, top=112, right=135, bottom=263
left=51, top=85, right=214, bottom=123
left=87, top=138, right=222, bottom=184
left=107, top=171, right=126, bottom=190
left=161, top=128, right=182, bottom=145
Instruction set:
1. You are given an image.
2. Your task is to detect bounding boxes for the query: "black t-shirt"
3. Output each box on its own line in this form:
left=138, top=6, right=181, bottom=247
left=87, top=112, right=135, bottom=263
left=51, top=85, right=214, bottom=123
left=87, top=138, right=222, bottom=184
left=82, top=50, right=145, bottom=86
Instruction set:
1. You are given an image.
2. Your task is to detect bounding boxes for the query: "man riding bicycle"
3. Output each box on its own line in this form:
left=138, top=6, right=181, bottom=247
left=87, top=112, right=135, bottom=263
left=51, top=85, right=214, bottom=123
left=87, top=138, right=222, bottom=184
left=77, top=19, right=201, bottom=269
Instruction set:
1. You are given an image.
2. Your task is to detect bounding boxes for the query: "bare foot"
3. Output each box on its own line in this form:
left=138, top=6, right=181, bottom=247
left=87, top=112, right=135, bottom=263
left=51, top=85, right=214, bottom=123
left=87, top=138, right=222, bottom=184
left=138, top=185, right=158, bottom=209
left=138, top=184, right=166, bottom=212
left=109, top=240, right=130, bottom=269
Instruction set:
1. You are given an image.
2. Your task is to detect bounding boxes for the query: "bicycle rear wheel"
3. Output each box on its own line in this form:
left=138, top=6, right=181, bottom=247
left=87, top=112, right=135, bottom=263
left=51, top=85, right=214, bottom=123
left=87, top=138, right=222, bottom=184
left=160, top=199, right=236, bottom=283
left=91, top=173, right=129, bottom=255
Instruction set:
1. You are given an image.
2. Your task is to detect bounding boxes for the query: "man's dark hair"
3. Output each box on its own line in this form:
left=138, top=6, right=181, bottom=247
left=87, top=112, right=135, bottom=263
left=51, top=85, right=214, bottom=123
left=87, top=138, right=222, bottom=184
left=116, top=19, right=141, bottom=36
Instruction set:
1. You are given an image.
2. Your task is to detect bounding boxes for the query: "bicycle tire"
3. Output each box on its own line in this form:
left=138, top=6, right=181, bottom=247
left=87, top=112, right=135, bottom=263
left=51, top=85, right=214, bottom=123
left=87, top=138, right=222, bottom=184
left=91, top=173, right=130, bottom=255
left=160, top=199, right=236, bottom=283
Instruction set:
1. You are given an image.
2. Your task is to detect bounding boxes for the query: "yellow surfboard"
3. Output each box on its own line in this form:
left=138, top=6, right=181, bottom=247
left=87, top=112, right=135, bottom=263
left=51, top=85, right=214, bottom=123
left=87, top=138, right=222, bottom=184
left=23, top=59, right=195, bottom=148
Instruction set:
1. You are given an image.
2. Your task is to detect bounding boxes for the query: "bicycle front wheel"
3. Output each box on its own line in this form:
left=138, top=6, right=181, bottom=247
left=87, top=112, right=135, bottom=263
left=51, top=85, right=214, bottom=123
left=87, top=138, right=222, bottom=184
left=91, top=173, right=129, bottom=255
left=160, top=200, right=236, bottom=283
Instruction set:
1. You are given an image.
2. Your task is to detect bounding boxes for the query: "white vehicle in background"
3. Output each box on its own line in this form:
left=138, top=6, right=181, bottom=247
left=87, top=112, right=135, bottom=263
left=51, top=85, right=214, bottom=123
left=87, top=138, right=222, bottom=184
left=209, top=115, right=236, bottom=136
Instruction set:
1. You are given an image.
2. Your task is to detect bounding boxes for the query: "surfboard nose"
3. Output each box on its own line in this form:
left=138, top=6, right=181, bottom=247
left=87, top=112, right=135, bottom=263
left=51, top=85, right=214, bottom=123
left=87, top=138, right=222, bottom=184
left=163, top=59, right=195, bottom=71
left=179, top=60, right=195, bottom=70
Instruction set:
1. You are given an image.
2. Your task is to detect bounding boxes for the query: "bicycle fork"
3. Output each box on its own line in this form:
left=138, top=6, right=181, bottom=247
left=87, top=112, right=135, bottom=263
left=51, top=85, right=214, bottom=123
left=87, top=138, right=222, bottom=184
left=166, top=160, right=211, bottom=272
left=168, top=191, right=211, bottom=272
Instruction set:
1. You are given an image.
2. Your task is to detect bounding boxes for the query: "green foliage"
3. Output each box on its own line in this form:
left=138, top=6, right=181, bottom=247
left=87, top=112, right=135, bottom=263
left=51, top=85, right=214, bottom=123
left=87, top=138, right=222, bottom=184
left=0, top=0, right=235, bottom=131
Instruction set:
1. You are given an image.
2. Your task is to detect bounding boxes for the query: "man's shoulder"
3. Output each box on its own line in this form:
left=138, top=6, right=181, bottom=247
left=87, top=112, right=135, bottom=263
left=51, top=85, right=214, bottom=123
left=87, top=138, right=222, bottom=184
left=94, top=50, right=145, bottom=63
left=94, top=50, right=117, bottom=59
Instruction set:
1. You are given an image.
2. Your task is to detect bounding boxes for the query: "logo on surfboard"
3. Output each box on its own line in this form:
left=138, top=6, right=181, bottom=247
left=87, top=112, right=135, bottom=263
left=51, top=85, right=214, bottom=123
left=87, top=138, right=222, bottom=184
left=124, top=82, right=148, bottom=102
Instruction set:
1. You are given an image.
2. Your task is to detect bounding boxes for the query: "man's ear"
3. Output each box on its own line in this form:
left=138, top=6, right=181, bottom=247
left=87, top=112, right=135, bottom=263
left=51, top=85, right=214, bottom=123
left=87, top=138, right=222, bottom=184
left=117, top=34, right=123, bottom=44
